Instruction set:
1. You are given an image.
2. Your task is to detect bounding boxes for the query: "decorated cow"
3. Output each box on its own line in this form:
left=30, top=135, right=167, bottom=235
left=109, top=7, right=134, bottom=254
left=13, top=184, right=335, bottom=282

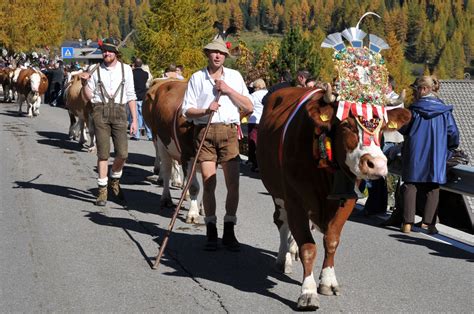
left=257, top=15, right=411, bottom=310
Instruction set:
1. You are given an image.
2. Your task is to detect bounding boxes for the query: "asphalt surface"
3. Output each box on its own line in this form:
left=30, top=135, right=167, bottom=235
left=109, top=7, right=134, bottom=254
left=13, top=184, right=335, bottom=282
left=1, top=101, right=473, bottom=312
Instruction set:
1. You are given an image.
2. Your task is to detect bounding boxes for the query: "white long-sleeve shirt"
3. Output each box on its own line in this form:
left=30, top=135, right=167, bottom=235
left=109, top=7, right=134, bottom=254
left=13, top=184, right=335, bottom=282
left=87, top=61, right=136, bottom=105
left=182, top=67, right=250, bottom=125
left=249, top=89, right=268, bottom=124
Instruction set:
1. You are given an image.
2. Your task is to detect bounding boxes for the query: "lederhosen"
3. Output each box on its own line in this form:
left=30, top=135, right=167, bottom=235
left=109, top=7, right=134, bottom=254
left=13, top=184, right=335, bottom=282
left=92, top=62, right=129, bottom=160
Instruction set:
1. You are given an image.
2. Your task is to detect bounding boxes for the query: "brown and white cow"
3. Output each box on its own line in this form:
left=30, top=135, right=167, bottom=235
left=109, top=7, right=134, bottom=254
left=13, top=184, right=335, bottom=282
left=16, top=68, right=48, bottom=117
left=257, top=86, right=411, bottom=310
left=63, top=74, right=96, bottom=151
left=143, top=79, right=200, bottom=223
left=0, top=68, right=14, bottom=102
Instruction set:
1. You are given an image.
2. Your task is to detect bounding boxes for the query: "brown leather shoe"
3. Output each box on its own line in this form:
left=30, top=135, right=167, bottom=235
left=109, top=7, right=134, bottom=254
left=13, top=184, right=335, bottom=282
left=109, top=178, right=124, bottom=200
left=401, top=223, right=412, bottom=233
left=96, top=185, right=107, bottom=206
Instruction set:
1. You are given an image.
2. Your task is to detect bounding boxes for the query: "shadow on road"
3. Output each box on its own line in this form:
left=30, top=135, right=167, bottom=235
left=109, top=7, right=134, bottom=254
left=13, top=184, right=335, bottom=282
left=0, top=109, right=23, bottom=117
left=127, top=151, right=155, bottom=167
left=389, top=234, right=474, bottom=262
left=84, top=211, right=301, bottom=310
left=13, top=177, right=96, bottom=204
left=349, top=208, right=473, bottom=261
left=36, top=130, right=88, bottom=152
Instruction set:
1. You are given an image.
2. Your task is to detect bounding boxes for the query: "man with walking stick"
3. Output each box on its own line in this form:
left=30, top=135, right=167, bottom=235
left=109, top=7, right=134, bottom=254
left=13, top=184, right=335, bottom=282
left=182, top=37, right=253, bottom=251
left=79, top=37, right=138, bottom=206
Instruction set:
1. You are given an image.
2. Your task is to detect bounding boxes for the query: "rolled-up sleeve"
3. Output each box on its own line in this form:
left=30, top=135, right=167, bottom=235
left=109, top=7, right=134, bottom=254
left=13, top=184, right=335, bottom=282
left=125, top=66, right=137, bottom=103
left=182, top=74, right=198, bottom=118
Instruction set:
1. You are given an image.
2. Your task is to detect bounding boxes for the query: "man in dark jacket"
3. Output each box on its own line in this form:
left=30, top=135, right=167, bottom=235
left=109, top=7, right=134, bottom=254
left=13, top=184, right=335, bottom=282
left=131, top=58, right=151, bottom=140
left=398, top=75, right=459, bottom=234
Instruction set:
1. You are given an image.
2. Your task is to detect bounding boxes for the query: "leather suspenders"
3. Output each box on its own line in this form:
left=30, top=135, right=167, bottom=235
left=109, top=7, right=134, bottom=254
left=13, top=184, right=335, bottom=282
left=96, top=62, right=125, bottom=105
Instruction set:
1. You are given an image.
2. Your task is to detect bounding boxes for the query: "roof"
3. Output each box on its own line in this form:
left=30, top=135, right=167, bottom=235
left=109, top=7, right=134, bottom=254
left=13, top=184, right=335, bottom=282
left=439, top=79, right=474, bottom=216
left=439, top=80, right=474, bottom=166
left=61, top=40, right=103, bottom=61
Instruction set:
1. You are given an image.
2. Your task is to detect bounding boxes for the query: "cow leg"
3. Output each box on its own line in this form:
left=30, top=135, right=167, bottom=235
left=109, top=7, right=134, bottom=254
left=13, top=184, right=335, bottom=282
left=273, top=198, right=299, bottom=274
left=183, top=159, right=200, bottom=224
left=171, top=160, right=183, bottom=188
left=68, top=111, right=78, bottom=139
left=318, top=198, right=356, bottom=297
left=17, top=94, right=25, bottom=115
left=26, top=101, right=33, bottom=118
left=87, top=116, right=96, bottom=152
left=153, top=139, right=161, bottom=176
left=156, top=139, right=174, bottom=208
left=78, top=118, right=89, bottom=146
left=284, top=198, right=320, bottom=310
left=32, top=96, right=40, bottom=116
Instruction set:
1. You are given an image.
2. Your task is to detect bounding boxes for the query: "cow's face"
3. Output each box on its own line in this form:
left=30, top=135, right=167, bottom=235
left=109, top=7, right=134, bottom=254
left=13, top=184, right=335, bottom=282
left=338, top=106, right=410, bottom=180
left=29, top=73, right=41, bottom=93
left=309, top=100, right=411, bottom=180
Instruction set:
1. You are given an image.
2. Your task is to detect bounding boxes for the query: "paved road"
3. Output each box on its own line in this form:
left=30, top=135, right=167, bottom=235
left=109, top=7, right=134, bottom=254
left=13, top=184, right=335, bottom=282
left=1, top=102, right=473, bottom=312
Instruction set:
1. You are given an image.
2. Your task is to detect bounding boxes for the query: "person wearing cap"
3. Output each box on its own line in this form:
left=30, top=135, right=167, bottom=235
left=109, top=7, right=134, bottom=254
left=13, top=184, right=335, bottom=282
left=182, top=37, right=253, bottom=251
left=79, top=37, right=138, bottom=206
left=398, top=75, right=459, bottom=234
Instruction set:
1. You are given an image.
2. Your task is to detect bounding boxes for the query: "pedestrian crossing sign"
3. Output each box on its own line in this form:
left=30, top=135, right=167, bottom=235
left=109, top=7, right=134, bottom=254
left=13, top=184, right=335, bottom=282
left=61, top=47, right=74, bottom=59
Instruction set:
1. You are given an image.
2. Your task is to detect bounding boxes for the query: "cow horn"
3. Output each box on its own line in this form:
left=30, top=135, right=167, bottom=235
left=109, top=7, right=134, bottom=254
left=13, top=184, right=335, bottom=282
left=387, top=89, right=406, bottom=106
left=323, top=83, right=336, bottom=103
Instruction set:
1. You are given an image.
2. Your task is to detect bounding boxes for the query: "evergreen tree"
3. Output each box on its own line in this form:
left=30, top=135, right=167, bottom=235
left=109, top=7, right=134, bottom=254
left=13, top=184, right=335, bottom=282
left=135, top=0, right=214, bottom=77
left=272, top=26, right=319, bottom=80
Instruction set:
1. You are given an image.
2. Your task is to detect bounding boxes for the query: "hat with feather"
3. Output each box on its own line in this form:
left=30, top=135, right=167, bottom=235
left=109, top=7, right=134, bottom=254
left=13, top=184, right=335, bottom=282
left=203, top=22, right=238, bottom=56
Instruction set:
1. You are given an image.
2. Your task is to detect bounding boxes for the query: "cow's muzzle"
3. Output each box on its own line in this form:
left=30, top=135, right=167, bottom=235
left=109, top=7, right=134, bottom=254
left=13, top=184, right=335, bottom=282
left=359, top=154, right=387, bottom=179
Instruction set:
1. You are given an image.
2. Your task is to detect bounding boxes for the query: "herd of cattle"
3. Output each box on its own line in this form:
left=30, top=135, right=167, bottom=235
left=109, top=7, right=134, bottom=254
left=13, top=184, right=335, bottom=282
left=0, top=65, right=411, bottom=310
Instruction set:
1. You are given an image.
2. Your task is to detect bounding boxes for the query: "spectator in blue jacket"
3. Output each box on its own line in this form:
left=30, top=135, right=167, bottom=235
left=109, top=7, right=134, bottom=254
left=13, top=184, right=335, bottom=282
left=399, top=75, right=459, bottom=234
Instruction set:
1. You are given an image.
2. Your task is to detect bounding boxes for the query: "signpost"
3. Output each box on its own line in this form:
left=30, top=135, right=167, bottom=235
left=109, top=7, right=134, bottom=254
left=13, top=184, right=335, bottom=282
left=61, top=47, right=74, bottom=59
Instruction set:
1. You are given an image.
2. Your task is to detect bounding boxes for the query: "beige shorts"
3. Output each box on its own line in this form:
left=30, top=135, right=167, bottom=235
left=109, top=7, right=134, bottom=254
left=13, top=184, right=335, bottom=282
left=194, top=123, right=240, bottom=163
left=92, top=103, right=129, bottom=160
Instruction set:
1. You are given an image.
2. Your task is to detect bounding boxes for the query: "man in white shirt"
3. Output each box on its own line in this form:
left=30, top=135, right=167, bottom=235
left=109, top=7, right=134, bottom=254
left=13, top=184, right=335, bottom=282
left=79, top=37, right=137, bottom=206
left=182, top=37, right=253, bottom=251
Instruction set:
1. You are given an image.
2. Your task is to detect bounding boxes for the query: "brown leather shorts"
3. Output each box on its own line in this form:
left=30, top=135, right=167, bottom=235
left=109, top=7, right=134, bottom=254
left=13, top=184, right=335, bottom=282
left=194, top=123, right=240, bottom=163
left=92, top=103, right=129, bottom=160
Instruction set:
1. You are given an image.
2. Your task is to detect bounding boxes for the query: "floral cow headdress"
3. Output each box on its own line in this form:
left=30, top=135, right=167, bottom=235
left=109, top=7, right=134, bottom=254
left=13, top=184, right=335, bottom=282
left=321, top=12, right=390, bottom=147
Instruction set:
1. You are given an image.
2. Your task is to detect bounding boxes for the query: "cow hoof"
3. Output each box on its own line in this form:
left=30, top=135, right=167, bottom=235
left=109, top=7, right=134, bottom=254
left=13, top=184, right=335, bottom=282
left=274, top=261, right=292, bottom=274
left=171, top=182, right=183, bottom=188
left=185, top=214, right=200, bottom=224
left=297, top=293, right=320, bottom=311
left=160, top=199, right=174, bottom=209
left=318, top=284, right=341, bottom=296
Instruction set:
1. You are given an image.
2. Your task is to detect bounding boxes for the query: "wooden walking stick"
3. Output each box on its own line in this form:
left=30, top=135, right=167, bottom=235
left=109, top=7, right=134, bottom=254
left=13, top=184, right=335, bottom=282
left=152, top=93, right=220, bottom=269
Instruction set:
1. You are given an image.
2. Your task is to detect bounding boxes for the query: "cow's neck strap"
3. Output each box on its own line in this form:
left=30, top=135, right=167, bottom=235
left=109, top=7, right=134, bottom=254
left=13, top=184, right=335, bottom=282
left=278, top=88, right=322, bottom=166
left=97, top=62, right=125, bottom=105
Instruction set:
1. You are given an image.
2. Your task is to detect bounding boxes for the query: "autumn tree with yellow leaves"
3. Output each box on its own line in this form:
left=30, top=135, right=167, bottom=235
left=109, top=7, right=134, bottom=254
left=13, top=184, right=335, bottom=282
left=0, top=0, right=66, bottom=53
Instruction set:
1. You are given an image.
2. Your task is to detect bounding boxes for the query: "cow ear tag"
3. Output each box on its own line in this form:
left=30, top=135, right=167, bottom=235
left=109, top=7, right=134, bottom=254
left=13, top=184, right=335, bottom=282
left=388, top=121, right=398, bottom=129
left=320, top=114, right=329, bottom=122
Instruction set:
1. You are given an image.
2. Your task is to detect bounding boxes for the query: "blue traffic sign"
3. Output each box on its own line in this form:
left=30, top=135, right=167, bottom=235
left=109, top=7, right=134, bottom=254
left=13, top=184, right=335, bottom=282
left=61, top=47, right=74, bottom=59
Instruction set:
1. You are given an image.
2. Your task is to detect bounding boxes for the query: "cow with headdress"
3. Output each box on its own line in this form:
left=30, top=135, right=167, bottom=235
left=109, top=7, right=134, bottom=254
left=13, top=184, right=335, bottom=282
left=257, top=14, right=411, bottom=310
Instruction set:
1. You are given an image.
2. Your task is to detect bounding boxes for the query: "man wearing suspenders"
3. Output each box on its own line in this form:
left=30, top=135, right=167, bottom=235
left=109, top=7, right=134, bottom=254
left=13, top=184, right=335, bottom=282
left=79, top=37, right=137, bottom=206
